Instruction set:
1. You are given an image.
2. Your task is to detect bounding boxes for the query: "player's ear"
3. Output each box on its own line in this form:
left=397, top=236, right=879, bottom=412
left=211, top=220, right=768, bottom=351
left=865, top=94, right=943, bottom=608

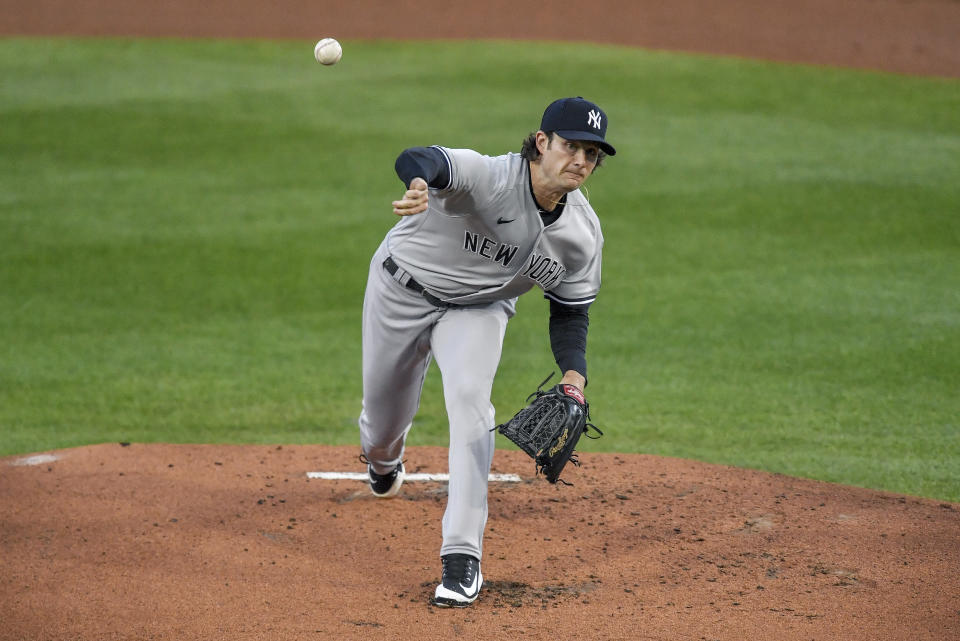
left=535, top=131, right=550, bottom=156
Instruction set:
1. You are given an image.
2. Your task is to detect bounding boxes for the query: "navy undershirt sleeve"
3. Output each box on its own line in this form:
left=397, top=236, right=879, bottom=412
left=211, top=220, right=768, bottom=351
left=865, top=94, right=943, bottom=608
left=395, top=147, right=450, bottom=189
left=548, top=299, right=590, bottom=382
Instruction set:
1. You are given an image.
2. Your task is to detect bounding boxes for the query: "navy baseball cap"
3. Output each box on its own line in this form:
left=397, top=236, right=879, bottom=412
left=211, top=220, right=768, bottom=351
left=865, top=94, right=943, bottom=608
left=540, top=97, right=616, bottom=156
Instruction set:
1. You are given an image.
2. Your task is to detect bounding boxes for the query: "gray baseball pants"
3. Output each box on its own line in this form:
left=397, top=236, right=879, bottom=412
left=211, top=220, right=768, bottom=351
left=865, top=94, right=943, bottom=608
left=358, top=241, right=515, bottom=560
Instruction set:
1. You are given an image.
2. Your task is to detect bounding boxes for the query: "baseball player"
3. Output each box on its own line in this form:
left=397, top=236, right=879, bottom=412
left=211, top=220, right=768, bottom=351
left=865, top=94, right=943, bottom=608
left=358, top=97, right=616, bottom=607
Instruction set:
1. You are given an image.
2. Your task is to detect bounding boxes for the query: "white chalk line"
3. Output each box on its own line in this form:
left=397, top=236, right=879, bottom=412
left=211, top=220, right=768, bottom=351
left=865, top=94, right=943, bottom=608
left=307, top=471, right=522, bottom=482
left=11, top=454, right=60, bottom=466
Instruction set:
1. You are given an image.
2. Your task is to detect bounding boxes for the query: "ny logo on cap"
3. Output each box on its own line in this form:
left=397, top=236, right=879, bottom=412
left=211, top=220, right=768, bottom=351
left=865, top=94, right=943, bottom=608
left=587, top=109, right=602, bottom=130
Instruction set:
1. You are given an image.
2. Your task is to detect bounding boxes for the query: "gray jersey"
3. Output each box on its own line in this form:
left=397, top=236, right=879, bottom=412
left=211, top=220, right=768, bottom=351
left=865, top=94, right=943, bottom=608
left=385, top=147, right=603, bottom=306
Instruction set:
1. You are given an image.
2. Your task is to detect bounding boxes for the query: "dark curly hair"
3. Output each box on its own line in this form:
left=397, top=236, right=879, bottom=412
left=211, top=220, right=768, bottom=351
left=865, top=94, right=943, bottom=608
left=520, top=131, right=606, bottom=168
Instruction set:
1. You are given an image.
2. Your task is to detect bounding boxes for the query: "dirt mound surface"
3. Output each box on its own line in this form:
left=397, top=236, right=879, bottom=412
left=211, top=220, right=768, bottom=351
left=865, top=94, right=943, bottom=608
left=2, top=443, right=957, bottom=640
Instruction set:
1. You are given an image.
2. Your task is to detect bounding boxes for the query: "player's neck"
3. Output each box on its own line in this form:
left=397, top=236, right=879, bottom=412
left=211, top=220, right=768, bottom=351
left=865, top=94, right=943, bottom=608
left=528, top=162, right=566, bottom=213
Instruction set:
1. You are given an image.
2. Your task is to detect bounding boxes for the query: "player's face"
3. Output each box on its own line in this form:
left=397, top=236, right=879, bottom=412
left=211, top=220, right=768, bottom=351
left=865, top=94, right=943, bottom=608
left=537, top=133, right=600, bottom=192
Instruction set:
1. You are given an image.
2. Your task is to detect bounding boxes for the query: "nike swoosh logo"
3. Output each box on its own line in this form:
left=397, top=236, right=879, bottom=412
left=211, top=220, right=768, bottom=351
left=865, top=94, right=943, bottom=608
left=496, top=217, right=515, bottom=224
left=459, top=572, right=480, bottom=596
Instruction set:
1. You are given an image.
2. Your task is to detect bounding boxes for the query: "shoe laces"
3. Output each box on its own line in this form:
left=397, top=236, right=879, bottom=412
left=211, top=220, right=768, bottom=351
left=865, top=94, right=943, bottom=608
left=442, top=554, right=477, bottom=584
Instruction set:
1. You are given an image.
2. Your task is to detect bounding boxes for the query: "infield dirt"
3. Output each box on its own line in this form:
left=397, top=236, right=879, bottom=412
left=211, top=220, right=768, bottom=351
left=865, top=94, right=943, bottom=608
left=3, top=444, right=959, bottom=640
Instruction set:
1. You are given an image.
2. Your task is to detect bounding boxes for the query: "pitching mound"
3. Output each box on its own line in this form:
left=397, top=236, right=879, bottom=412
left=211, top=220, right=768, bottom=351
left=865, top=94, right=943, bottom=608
left=1, top=443, right=957, bottom=640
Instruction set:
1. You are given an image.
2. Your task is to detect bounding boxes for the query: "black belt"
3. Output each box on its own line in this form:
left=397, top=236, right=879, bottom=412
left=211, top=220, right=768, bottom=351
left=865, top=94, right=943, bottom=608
left=383, top=256, right=460, bottom=308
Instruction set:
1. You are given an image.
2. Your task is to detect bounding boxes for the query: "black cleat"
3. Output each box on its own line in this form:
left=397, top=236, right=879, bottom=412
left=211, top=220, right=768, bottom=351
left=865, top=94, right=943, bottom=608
left=433, top=553, right=482, bottom=607
left=368, top=461, right=404, bottom=498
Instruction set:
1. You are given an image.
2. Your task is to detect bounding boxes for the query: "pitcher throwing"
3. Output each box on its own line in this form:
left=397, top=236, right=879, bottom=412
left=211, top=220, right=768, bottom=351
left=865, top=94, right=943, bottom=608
left=357, top=97, right=617, bottom=607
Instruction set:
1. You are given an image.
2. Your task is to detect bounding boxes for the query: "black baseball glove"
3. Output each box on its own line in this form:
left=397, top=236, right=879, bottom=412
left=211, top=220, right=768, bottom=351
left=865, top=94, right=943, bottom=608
left=494, top=373, right=602, bottom=484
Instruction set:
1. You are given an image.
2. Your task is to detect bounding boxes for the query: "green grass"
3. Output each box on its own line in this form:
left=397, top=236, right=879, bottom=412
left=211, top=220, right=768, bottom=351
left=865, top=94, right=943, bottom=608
left=1, top=37, right=958, bottom=501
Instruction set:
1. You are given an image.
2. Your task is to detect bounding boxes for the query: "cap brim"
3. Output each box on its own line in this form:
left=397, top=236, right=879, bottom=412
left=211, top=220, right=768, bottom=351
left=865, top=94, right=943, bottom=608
left=555, top=130, right=617, bottom=156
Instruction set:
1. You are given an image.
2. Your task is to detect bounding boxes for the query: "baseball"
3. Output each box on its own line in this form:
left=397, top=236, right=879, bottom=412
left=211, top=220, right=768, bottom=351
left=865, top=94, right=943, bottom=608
left=314, top=38, right=342, bottom=66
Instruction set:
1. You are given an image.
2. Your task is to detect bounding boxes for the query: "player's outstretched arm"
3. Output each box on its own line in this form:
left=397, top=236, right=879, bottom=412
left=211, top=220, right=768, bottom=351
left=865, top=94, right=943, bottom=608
left=392, top=177, right=429, bottom=216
